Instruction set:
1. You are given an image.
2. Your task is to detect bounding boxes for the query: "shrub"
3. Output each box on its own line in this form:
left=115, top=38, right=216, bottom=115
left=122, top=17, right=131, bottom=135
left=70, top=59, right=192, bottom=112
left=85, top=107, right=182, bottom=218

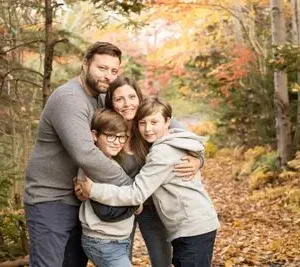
left=205, top=140, right=218, bottom=158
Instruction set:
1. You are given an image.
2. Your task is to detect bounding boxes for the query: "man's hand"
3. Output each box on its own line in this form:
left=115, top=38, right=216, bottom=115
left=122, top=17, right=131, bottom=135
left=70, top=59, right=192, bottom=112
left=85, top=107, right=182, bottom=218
left=174, top=155, right=201, bottom=180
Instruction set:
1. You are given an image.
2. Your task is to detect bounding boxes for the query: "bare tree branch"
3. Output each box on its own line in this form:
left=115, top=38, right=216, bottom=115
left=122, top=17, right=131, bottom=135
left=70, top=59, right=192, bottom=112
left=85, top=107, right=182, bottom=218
left=0, top=40, right=45, bottom=55
left=15, top=79, right=43, bottom=89
left=0, top=68, right=43, bottom=94
left=210, top=4, right=264, bottom=59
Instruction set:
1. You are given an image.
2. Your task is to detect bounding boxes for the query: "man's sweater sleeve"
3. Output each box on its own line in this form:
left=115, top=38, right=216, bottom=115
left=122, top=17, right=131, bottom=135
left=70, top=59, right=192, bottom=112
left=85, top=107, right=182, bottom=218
left=89, top=146, right=173, bottom=206
left=50, top=93, right=132, bottom=185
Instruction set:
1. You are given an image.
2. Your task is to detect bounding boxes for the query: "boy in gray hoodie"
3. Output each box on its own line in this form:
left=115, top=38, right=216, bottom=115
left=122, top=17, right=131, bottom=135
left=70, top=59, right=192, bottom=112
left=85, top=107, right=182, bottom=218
left=79, top=96, right=220, bottom=267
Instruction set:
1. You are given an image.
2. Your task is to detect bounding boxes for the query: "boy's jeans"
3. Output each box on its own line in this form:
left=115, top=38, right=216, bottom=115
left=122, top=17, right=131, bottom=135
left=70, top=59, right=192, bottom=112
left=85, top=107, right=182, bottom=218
left=171, top=230, right=217, bottom=267
left=81, top=234, right=131, bottom=267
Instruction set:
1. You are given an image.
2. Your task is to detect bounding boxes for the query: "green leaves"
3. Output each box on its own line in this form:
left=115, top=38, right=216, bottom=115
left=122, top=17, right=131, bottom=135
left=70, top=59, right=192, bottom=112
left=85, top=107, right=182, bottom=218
left=269, top=44, right=300, bottom=72
left=92, top=0, right=146, bottom=14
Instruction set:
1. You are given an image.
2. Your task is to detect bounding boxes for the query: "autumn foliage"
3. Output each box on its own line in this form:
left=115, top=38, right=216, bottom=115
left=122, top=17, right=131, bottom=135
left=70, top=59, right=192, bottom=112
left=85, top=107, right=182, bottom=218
left=210, top=46, right=255, bottom=98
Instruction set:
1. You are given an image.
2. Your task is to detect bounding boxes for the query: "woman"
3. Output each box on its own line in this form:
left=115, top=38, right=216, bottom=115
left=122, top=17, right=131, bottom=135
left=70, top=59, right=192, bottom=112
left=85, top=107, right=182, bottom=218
left=79, top=96, right=220, bottom=266
left=105, top=75, right=172, bottom=266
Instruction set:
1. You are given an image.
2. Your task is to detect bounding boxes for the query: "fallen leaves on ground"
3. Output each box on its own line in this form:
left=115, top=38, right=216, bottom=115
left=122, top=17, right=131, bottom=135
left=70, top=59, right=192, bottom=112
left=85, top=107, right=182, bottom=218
left=132, top=227, right=151, bottom=266
left=203, top=152, right=300, bottom=266
left=132, top=151, right=300, bottom=266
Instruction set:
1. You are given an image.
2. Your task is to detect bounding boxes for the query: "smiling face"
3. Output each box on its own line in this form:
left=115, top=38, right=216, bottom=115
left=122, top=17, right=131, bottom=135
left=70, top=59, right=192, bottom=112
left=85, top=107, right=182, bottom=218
left=92, top=130, right=127, bottom=157
left=83, top=54, right=120, bottom=96
left=112, top=84, right=140, bottom=121
left=138, top=112, right=170, bottom=143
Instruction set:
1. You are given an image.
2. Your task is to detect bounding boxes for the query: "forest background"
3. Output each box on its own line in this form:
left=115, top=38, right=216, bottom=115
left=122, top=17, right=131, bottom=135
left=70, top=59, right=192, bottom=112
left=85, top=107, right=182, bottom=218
left=0, top=0, right=300, bottom=266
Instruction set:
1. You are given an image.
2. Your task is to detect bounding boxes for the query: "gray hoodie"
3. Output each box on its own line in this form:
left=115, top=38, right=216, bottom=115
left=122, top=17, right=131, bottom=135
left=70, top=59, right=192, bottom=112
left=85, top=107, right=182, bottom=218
left=90, top=128, right=220, bottom=241
left=79, top=161, right=134, bottom=240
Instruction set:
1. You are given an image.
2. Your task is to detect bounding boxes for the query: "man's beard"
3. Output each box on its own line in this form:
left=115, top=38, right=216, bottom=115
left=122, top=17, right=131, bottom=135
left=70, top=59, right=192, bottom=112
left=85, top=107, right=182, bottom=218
left=85, top=71, right=107, bottom=95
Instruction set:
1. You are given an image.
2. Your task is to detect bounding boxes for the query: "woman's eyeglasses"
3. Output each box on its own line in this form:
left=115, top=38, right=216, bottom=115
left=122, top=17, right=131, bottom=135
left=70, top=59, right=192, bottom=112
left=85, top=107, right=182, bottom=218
left=101, top=132, right=128, bottom=144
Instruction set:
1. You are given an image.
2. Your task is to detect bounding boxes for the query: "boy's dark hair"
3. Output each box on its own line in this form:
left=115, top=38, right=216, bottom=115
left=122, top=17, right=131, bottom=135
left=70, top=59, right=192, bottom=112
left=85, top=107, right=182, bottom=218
left=84, top=42, right=122, bottom=63
left=91, top=108, right=128, bottom=136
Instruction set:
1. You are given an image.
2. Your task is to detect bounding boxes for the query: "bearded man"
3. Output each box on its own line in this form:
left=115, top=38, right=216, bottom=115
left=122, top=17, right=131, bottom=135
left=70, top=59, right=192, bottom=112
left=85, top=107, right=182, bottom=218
left=24, top=42, right=133, bottom=267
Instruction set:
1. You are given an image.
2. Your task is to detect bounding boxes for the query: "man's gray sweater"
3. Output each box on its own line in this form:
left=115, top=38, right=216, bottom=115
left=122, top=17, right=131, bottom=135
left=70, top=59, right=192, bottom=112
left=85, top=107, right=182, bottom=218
left=24, top=78, right=132, bottom=206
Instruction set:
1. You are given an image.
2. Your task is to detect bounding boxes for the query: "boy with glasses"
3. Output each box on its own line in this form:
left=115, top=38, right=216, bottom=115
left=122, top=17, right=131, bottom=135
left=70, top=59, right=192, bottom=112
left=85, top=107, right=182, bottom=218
left=79, top=108, right=138, bottom=267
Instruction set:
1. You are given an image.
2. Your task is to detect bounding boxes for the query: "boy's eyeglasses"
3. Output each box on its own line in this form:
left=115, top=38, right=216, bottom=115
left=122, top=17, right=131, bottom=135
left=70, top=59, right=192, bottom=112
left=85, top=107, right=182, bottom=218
left=101, top=132, right=128, bottom=144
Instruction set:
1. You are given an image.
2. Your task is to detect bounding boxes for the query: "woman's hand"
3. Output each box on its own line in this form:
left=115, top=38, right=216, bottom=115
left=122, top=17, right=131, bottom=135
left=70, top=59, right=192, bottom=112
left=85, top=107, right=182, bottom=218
left=174, top=155, right=201, bottom=180
left=135, top=204, right=144, bottom=215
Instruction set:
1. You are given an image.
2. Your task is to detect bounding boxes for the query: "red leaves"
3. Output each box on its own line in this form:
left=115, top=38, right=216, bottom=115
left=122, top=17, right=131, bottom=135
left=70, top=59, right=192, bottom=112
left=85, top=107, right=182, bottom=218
left=211, top=45, right=255, bottom=97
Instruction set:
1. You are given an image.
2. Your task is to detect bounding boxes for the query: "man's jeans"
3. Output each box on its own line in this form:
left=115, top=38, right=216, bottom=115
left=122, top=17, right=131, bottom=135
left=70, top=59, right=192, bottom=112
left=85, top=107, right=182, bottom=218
left=171, top=230, right=217, bottom=267
left=81, top=234, right=131, bottom=267
left=25, top=202, right=87, bottom=267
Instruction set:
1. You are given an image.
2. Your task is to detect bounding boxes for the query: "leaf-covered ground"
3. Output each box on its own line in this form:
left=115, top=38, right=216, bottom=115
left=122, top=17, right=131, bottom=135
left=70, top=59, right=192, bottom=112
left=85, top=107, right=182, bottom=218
left=132, top=152, right=300, bottom=267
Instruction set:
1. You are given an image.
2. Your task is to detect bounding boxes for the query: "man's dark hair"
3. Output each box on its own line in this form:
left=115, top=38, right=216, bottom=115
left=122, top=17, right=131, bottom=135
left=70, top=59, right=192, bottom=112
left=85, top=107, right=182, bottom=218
left=84, top=42, right=122, bottom=63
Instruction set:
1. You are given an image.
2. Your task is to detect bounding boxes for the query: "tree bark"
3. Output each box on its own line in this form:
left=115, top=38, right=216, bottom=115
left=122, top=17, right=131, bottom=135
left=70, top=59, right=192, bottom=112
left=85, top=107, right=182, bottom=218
left=291, top=0, right=300, bottom=152
left=270, top=0, right=292, bottom=167
left=43, top=0, right=54, bottom=107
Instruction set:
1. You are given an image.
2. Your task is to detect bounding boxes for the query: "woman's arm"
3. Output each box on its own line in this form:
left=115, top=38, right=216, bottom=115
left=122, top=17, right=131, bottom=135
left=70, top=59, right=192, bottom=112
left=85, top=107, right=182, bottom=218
left=169, top=122, right=205, bottom=177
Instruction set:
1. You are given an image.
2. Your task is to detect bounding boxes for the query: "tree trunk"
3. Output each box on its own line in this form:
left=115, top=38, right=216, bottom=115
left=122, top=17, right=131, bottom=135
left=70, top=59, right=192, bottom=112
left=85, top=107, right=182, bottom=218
left=270, top=0, right=292, bottom=168
left=43, top=0, right=54, bottom=107
left=291, top=0, right=300, bottom=152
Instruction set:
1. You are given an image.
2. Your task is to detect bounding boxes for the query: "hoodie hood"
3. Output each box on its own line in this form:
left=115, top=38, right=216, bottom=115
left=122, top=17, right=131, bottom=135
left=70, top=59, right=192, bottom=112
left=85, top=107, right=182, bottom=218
left=152, top=128, right=205, bottom=155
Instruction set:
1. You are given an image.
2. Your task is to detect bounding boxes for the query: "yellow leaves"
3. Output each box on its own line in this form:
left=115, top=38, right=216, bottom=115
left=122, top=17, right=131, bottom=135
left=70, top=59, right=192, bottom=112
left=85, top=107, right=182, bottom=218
left=232, top=219, right=242, bottom=228
left=224, top=259, right=234, bottom=267
left=284, top=189, right=300, bottom=211
left=288, top=151, right=300, bottom=170
left=249, top=170, right=276, bottom=190
left=205, top=141, right=218, bottom=157
left=178, top=85, right=191, bottom=96
left=278, top=170, right=299, bottom=182
left=187, top=121, right=218, bottom=157
left=244, top=146, right=267, bottom=160
left=188, top=120, right=216, bottom=135
left=290, top=83, right=300, bottom=93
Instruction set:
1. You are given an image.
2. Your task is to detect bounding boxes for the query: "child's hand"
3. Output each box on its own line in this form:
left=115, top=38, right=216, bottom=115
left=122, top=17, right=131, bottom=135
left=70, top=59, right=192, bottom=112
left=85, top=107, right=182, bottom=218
left=74, top=176, right=93, bottom=200
left=74, top=177, right=87, bottom=201
left=135, top=204, right=143, bottom=215
left=80, top=177, right=93, bottom=199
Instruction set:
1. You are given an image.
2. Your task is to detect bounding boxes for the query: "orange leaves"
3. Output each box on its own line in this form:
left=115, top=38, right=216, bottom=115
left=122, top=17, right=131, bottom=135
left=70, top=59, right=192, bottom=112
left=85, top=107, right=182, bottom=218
left=210, top=45, right=255, bottom=97
left=188, top=120, right=216, bottom=135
